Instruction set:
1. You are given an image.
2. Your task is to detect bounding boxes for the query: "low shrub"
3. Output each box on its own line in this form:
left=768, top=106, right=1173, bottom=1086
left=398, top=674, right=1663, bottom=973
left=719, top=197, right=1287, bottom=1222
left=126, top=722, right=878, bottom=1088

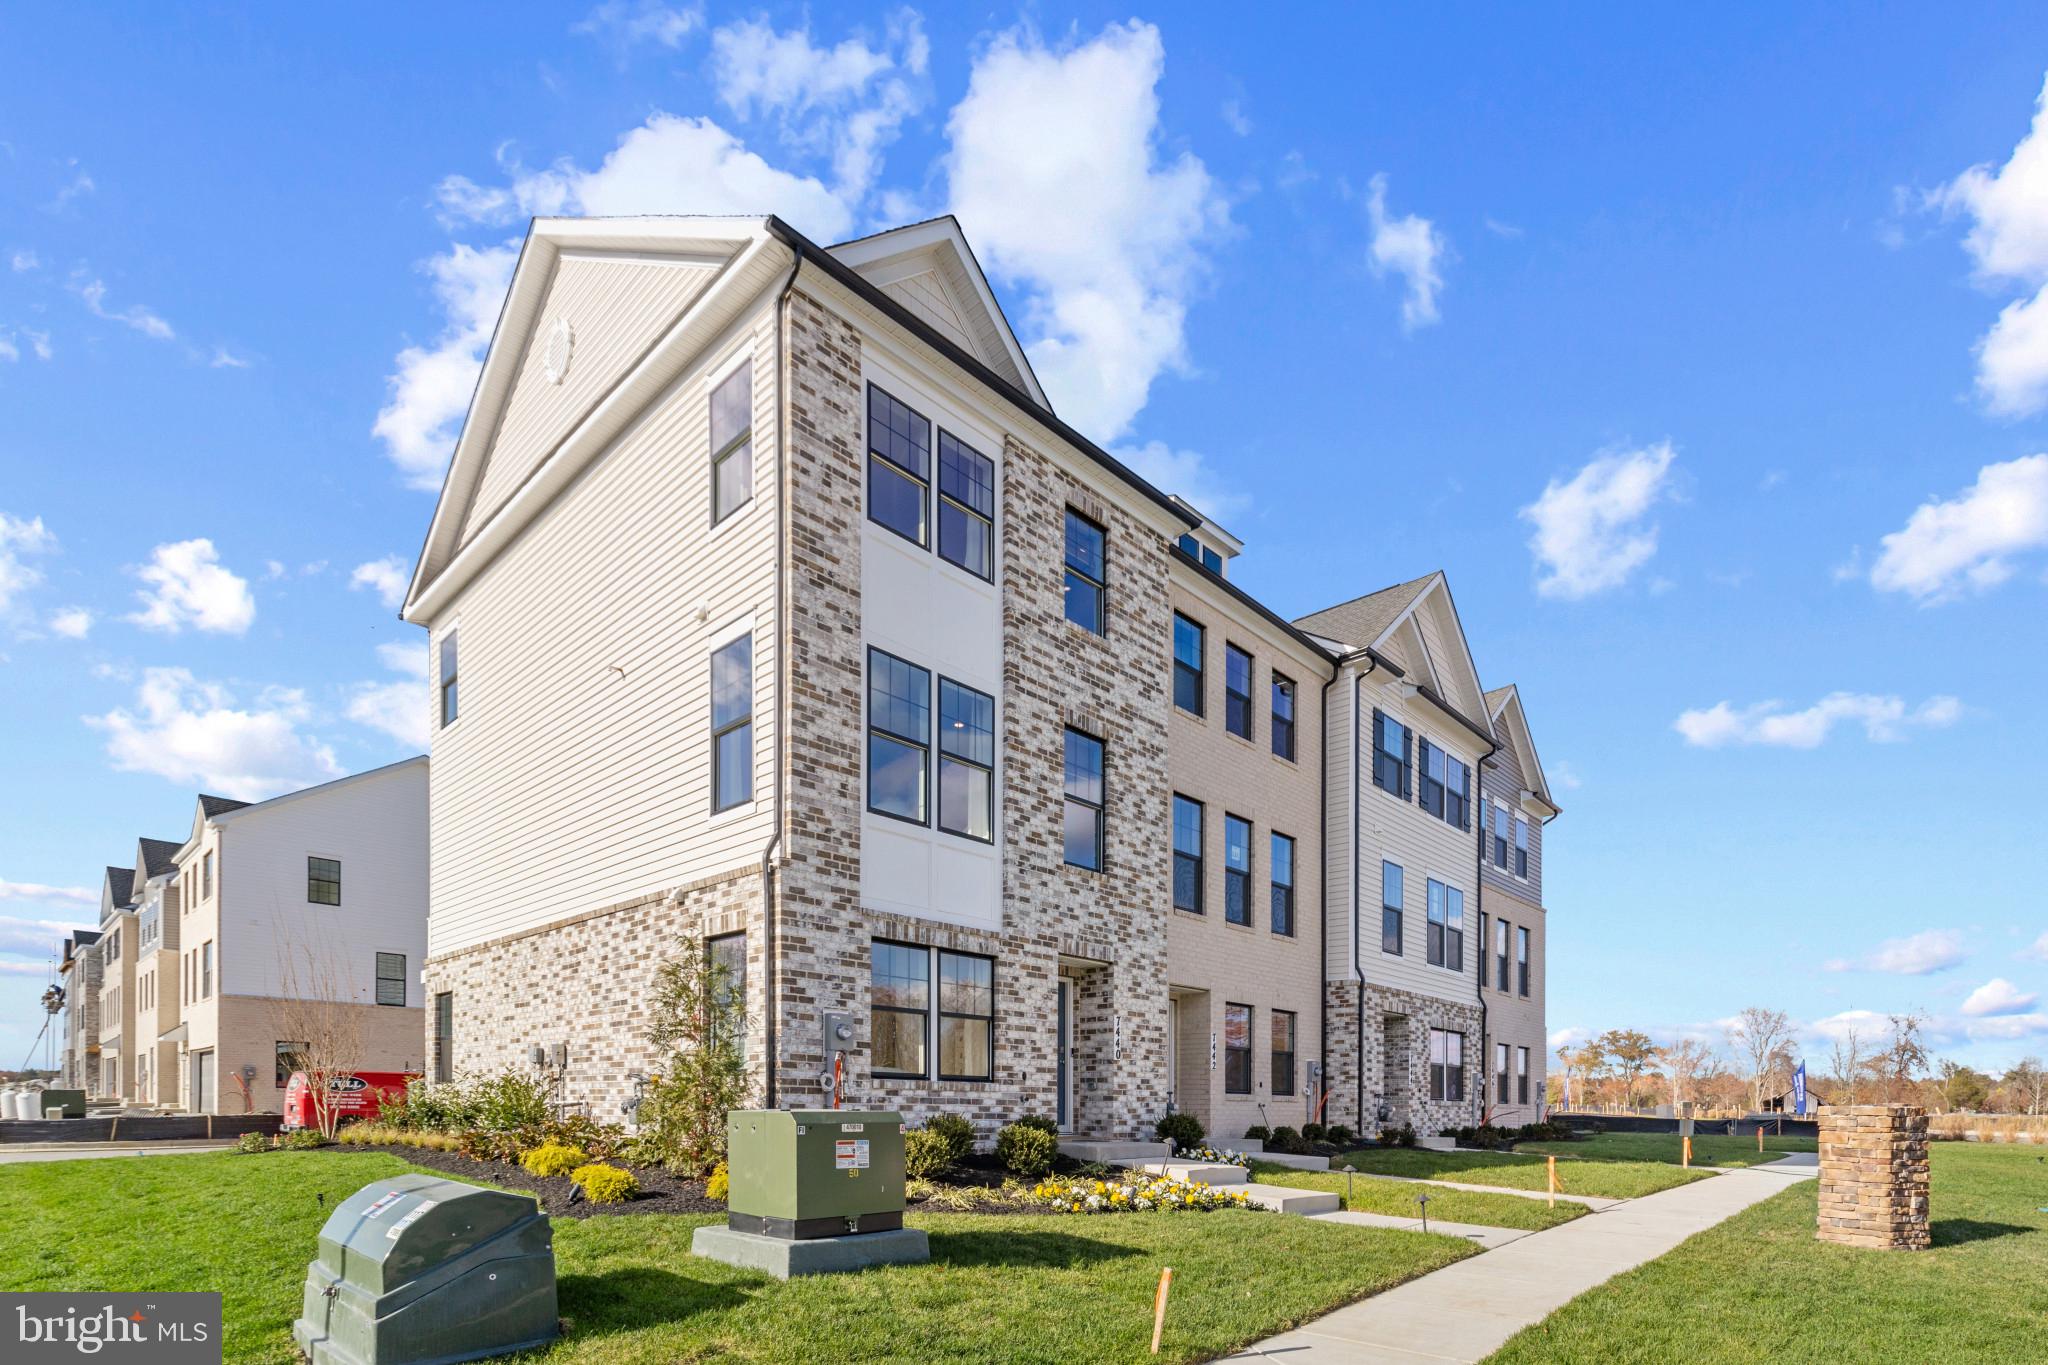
left=1265, top=1125, right=1305, bottom=1154
left=925, top=1112, right=977, bottom=1163
left=519, top=1141, right=588, bottom=1178
left=570, top=1163, right=639, bottom=1205
left=1153, top=1112, right=1205, bottom=1150
left=1301, top=1122, right=1326, bottom=1142
left=1383, top=1123, right=1418, bottom=1148
left=235, top=1132, right=269, bottom=1154
left=706, top=1161, right=729, bottom=1202
left=904, top=1125, right=959, bottom=1179
left=1324, top=1123, right=1354, bottom=1146
left=1451, top=1124, right=1517, bottom=1150
left=1514, top=1121, right=1573, bottom=1143
left=282, top=1129, right=329, bottom=1151
left=996, top=1122, right=1058, bottom=1178
left=377, top=1071, right=554, bottom=1135
left=1009, top=1114, right=1059, bottom=1137
left=1030, top=1174, right=1258, bottom=1214
left=1242, top=1125, right=1270, bottom=1142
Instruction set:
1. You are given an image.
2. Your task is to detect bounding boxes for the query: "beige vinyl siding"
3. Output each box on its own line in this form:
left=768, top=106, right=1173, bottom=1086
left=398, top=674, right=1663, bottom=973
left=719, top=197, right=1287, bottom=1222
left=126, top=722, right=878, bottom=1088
left=881, top=271, right=975, bottom=355
left=427, top=300, right=781, bottom=957
left=1411, top=594, right=1487, bottom=720
left=459, top=254, right=724, bottom=546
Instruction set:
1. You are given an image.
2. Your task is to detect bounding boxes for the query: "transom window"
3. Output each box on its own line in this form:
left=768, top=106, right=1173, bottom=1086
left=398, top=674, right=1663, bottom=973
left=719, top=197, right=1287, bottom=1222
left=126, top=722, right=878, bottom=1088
left=936, top=432, right=995, bottom=581
left=867, top=649, right=930, bottom=823
left=1224, top=1002, right=1252, bottom=1094
left=1381, top=861, right=1404, bottom=956
left=1426, top=878, right=1463, bottom=970
left=307, top=857, right=341, bottom=906
left=1063, top=510, right=1106, bottom=634
left=375, top=952, right=406, bottom=1007
left=1271, top=673, right=1296, bottom=761
left=1270, top=832, right=1295, bottom=937
left=1428, top=1028, right=1466, bottom=1102
left=711, top=633, right=753, bottom=813
left=710, top=363, right=752, bottom=524
left=1271, top=1009, right=1297, bottom=1097
left=1063, top=728, right=1105, bottom=870
left=1223, top=814, right=1252, bottom=926
left=1172, top=795, right=1204, bottom=913
left=1172, top=614, right=1205, bottom=715
left=867, top=384, right=931, bottom=546
left=937, top=678, right=995, bottom=842
left=1371, top=709, right=1409, bottom=796
left=1224, top=645, right=1253, bottom=740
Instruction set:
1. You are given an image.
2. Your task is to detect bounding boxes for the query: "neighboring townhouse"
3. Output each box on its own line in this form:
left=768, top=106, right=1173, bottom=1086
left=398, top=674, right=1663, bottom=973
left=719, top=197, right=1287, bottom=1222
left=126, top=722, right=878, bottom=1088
left=1477, top=685, right=1558, bottom=1126
left=169, top=760, right=429, bottom=1114
left=97, top=844, right=177, bottom=1103
left=131, top=864, right=184, bottom=1106
left=399, top=212, right=1558, bottom=1144
left=58, top=928, right=103, bottom=1092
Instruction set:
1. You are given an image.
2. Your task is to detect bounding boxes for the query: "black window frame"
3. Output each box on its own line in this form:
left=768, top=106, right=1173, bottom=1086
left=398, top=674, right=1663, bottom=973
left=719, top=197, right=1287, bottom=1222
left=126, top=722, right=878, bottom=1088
left=1492, top=804, right=1510, bottom=868
left=708, top=932, right=747, bottom=1050
left=439, top=628, right=459, bottom=727
left=709, top=361, right=753, bottom=526
left=870, top=938, right=931, bottom=1080
left=307, top=856, right=341, bottom=906
left=276, top=1041, right=307, bottom=1087
left=375, top=951, right=406, bottom=1008
left=1271, top=1008, right=1297, bottom=1097
left=1446, top=752, right=1472, bottom=829
left=1429, top=1027, right=1465, bottom=1103
left=1515, top=816, right=1530, bottom=878
left=936, top=676, right=996, bottom=844
left=936, top=430, right=995, bottom=582
left=1371, top=709, right=1410, bottom=797
left=1172, top=794, right=1205, bottom=914
left=1271, top=673, right=1296, bottom=761
left=1427, top=878, right=1464, bottom=971
left=1418, top=737, right=1447, bottom=819
left=866, top=383, right=932, bottom=548
left=1223, top=813, right=1253, bottom=926
left=433, top=992, right=454, bottom=1084
left=1172, top=613, right=1205, bottom=716
left=866, top=647, right=931, bottom=826
left=1270, top=831, right=1296, bottom=937
left=1223, top=643, right=1254, bottom=741
left=1062, top=727, right=1106, bottom=871
left=1063, top=509, right=1107, bottom=635
left=1381, top=860, right=1404, bottom=956
left=1495, top=918, right=1510, bottom=993
left=1517, top=1045, right=1531, bottom=1104
left=710, top=632, right=754, bottom=814
left=936, top=948, right=995, bottom=1082
left=1517, top=927, right=1531, bottom=998
left=1223, top=1001, right=1253, bottom=1095
left=1497, top=1041, right=1511, bottom=1103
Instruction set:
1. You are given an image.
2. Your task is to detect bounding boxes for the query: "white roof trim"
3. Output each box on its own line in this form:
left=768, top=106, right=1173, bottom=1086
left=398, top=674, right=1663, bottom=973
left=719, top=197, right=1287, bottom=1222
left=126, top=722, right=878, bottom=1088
left=1363, top=572, right=1488, bottom=722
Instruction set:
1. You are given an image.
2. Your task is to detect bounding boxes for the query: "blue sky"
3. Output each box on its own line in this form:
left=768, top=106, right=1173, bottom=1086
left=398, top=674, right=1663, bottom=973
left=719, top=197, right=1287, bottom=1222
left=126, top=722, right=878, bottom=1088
left=6, top=5, right=2048, bottom=1077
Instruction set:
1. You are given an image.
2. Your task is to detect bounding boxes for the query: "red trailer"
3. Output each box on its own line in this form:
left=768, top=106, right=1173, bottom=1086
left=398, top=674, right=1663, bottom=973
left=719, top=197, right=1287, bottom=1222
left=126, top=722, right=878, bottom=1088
left=281, top=1070, right=416, bottom=1130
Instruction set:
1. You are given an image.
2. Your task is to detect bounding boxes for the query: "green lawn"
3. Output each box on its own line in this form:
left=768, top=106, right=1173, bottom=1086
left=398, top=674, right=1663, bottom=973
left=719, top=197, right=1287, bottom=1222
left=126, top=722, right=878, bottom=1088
left=1518, top=1132, right=1817, bottom=1169
left=1248, top=1161, right=1586, bottom=1231
left=1488, top=1142, right=2048, bottom=1363
left=1337, top=1147, right=1710, bottom=1200
left=0, top=1151, right=1475, bottom=1363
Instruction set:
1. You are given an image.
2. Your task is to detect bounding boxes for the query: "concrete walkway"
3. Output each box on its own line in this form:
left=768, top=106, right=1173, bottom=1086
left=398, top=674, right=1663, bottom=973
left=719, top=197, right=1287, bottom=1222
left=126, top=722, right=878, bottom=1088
left=1309, top=1209, right=1534, bottom=1252
left=1223, top=1160, right=1816, bottom=1363
left=0, top=1141, right=237, bottom=1165
left=1351, top=1170, right=1623, bottom=1211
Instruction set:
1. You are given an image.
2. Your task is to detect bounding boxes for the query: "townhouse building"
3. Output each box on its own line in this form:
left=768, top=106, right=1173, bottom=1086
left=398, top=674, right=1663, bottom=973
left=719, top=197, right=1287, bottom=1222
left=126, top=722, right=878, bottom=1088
left=58, top=928, right=102, bottom=1092
left=400, top=212, right=1558, bottom=1144
left=96, top=844, right=176, bottom=1102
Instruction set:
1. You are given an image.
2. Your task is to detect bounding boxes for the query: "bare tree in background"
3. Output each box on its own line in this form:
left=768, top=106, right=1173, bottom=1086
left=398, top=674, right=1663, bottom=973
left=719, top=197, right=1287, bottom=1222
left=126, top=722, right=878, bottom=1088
left=2007, top=1056, right=2047, bottom=1116
left=1869, top=1012, right=1929, bottom=1103
left=1828, top=1029, right=1863, bottom=1107
left=1661, top=1037, right=1715, bottom=1109
left=270, top=928, right=367, bottom=1139
left=1726, top=1007, right=1792, bottom=1113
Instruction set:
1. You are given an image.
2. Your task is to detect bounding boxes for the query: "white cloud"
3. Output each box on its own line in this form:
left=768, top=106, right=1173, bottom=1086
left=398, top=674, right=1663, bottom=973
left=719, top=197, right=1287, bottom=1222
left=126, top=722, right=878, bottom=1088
left=1823, top=929, right=1967, bottom=976
left=1962, top=977, right=2039, bottom=1017
left=9, top=249, right=37, bottom=272
left=572, top=0, right=702, bottom=52
left=1520, top=442, right=1678, bottom=599
left=1, top=325, right=53, bottom=362
left=1484, top=217, right=1524, bottom=240
left=1866, top=454, right=2048, bottom=602
left=2020, top=931, right=2048, bottom=963
left=1549, top=759, right=1583, bottom=791
left=128, top=538, right=256, bottom=635
left=1113, top=440, right=1245, bottom=523
left=1547, top=1026, right=1590, bottom=1051
left=0, top=881, right=95, bottom=907
left=47, top=607, right=92, bottom=639
left=945, top=21, right=1228, bottom=442
left=1963, top=1012, right=2048, bottom=1041
left=1365, top=174, right=1447, bottom=329
left=48, top=169, right=95, bottom=210
left=0, top=959, right=62, bottom=977
left=349, top=556, right=409, bottom=611
left=372, top=241, right=519, bottom=491
left=1674, top=692, right=1961, bottom=749
left=0, top=512, right=55, bottom=615
left=1221, top=100, right=1251, bottom=137
left=77, top=278, right=173, bottom=340
left=86, top=667, right=343, bottom=800
left=1806, top=1009, right=1891, bottom=1043
left=209, top=345, right=251, bottom=369
left=347, top=641, right=431, bottom=751
left=0, top=913, right=95, bottom=957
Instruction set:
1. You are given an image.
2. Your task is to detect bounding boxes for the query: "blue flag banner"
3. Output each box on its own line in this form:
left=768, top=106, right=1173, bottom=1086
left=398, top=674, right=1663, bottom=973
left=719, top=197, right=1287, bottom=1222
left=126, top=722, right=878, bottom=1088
left=1792, top=1062, right=1808, bottom=1116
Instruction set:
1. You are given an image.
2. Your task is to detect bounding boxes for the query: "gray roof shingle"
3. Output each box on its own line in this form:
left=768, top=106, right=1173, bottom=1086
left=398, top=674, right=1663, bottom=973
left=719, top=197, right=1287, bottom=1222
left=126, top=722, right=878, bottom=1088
left=1293, top=573, right=1437, bottom=649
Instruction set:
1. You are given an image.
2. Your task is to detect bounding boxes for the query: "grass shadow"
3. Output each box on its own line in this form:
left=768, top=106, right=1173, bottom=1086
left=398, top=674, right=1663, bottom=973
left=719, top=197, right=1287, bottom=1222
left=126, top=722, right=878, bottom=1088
left=1931, top=1218, right=2035, bottom=1247
left=926, top=1227, right=1142, bottom=1270
left=556, top=1266, right=754, bottom=1337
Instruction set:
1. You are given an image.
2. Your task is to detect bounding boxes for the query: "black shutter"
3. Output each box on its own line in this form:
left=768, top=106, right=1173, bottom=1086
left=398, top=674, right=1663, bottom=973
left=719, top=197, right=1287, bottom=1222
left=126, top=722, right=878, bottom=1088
left=1460, top=760, right=1472, bottom=832
left=1401, top=726, right=1414, bottom=799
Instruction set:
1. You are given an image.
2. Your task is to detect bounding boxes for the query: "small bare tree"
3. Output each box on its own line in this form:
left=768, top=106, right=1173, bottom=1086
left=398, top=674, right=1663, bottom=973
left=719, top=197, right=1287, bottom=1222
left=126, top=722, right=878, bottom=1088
left=2006, top=1056, right=2047, bottom=1116
left=1869, top=1012, right=1929, bottom=1103
left=1726, top=1007, right=1792, bottom=1113
left=1661, top=1037, right=1715, bottom=1109
left=1828, top=1029, right=1863, bottom=1107
left=270, top=932, right=367, bottom=1139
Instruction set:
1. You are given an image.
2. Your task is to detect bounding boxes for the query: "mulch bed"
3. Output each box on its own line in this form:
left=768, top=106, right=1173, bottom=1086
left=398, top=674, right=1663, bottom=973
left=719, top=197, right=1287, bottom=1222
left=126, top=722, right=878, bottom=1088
left=335, top=1143, right=724, bottom=1219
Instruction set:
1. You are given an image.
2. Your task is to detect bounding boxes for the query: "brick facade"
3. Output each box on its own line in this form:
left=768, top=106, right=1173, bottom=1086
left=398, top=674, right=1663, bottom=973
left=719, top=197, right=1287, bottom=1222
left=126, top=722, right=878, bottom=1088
left=1817, top=1104, right=1931, bottom=1250
left=1325, top=979, right=1483, bottom=1136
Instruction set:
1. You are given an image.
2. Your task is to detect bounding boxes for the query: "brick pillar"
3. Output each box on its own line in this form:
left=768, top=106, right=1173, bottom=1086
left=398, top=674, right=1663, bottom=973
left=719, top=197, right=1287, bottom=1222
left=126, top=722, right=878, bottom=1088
left=1816, top=1104, right=1930, bottom=1250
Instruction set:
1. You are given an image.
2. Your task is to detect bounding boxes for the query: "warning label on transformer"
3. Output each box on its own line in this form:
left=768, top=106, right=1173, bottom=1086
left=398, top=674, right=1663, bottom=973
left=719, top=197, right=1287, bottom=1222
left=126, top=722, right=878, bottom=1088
left=834, top=1139, right=871, bottom=1170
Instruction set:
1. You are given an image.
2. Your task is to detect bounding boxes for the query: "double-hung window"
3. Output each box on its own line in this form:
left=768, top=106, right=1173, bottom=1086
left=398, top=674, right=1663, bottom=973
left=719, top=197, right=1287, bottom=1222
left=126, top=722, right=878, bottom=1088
left=1172, top=795, right=1204, bottom=914
left=937, top=678, right=995, bottom=842
left=1497, top=1042, right=1511, bottom=1103
left=867, top=649, right=930, bottom=823
left=867, top=384, right=931, bottom=546
left=201, top=941, right=213, bottom=999
left=1492, top=804, right=1510, bottom=868
left=1445, top=753, right=1472, bottom=828
left=1224, top=1003, right=1252, bottom=1094
left=709, top=932, right=747, bottom=1050
left=1063, top=729, right=1105, bottom=870
left=710, top=363, right=752, bottom=523
left=375, top=952, right=406, bottom=1007
left=1381, top=861, right=1404, bottom=955
left=1495, top=918, right=1511, bottom=992
left=937, top=432, right=994, bottom=580
left=1516, top=1046, right=1531, bottom=1104
left=1517, top=927, right=1531, bottom=997
left=1270, top=832, right=1295, bottom=937
left=1371, top=710, right=1410, bottom=796
left=1223, top=814, right=1252, bottom=926
left=1063, top=510, right=1106, bottom=633
left=1429, top=1028, right=1465, bottom=1103
left=439, top=629, right=459, bottom=727
left=1271, top=673, right=1296, bottom=760
left=1224, top=644, right=1253, bottom=740
left=1172, top=614, right=1204, bottom=715
left=870, top=941, right=929, bottom=1078
left=1418, top=738, right=1447, bottom=819
left=308, top=857, right=341, bottom=906
left=1427, top=879, right=1464, bottom=970
left=1271, top=1009, right=1297, bottom=1096
left=1514, top=817, right=1530, bottom=878
left=202, top=850, right=213, bottom=900
left=711, top=633, right=753, bottom=812
left=937, top=950, right=994, bottom=1081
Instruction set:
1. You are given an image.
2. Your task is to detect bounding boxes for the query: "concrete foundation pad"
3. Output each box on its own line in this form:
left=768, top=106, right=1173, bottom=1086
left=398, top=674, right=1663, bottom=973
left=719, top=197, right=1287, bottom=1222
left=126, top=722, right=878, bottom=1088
left=691, top=1224, right=930, bottom=1279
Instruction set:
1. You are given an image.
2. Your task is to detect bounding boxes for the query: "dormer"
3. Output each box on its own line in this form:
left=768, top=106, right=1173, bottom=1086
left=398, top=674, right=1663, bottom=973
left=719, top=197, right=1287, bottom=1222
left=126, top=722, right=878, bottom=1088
left=1170, top=498, right=1243, bottom=579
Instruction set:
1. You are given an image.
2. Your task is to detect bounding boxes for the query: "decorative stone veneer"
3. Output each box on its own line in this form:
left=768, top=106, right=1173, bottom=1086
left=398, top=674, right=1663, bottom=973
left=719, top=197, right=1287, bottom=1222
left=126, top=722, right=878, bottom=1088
left=1324, top=979, right=1482, bottom=1136
left=1817, top=1104, right=1931, bottom=1250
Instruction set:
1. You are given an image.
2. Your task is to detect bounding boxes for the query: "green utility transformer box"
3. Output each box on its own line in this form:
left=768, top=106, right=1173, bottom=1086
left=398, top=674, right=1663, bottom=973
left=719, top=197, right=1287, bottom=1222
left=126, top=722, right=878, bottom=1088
left=726, top=1109, right=906, bottom=1239
left=293, top=1174, right=558, bottom=1365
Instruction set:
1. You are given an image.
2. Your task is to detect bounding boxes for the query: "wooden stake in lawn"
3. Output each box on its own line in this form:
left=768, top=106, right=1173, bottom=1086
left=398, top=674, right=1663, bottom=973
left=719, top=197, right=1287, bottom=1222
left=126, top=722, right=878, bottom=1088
left=1547, top=1155, right=1558, bottom=1208
left=1758, top=1126, right=1764, bottom=1154
left=1151, top=1267, right=1174, bottom=1354
left=1682, top=1135, right=1692, bottom=1168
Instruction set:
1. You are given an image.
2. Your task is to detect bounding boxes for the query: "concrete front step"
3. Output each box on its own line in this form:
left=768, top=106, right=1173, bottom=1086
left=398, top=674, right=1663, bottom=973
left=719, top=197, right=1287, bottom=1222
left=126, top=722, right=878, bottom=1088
left=1058, top=1138, right=1172, bottom=1164
left=1237, top=1182, right=1341, bottom=1214
left=1251, top=1152, right=1332, bottom=1171
left=1130, top=1160, right=1250, bottom=1185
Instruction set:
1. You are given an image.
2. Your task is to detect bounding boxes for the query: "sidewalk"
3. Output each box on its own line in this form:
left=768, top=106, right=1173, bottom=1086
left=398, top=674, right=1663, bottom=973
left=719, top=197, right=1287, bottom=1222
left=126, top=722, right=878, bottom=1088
left=1223, top=1160, right=1816, bottom=1363
left=0, top=1141, right=237, bottom=1165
